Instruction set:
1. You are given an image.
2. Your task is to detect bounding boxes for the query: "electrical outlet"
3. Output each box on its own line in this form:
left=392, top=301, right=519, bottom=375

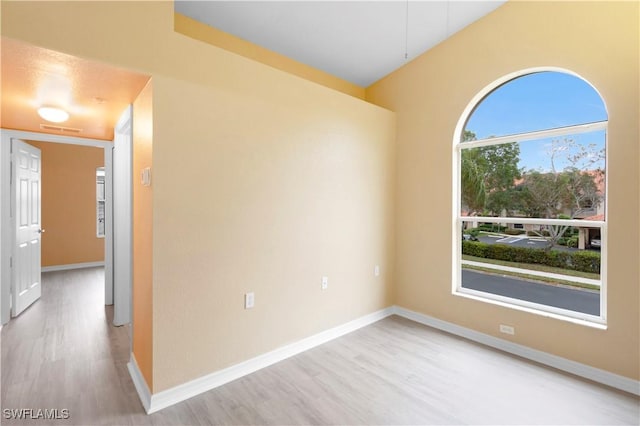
left=499, top=324, right=515, bottom=335
left=374, top=265, right=380, bottom=277
left=321, top=276, right=328, bottom=290
left=245, top=292, right=255, bottom=309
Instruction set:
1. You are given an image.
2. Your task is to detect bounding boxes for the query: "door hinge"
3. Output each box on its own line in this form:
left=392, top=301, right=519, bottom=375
left=9, top=256, right=12, bottom=268
left=9, top=161, right=12, bottom=185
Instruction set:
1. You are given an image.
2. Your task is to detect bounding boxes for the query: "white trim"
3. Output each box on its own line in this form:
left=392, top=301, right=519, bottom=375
left=462, top=216, right=604, bottom=227
left=136, top=307, right=395, bottom=414
left=459, top=120, right=607, bottom=149
left=41, top=261, right=105, bottom=273
left=454, top=288, right=606, bottom=327
left=0, top=129, right=111, bottom=148
left=393, top=306, right=639, bottom=396
left=461, top=260, right=601, bottom=287
left=129, top=305, right=637, bottom=415
left=113, top=106, right=133, bottom=326
left=104, top=147, right=114, bottom=306
left=127, top=354, right=152, bottom=413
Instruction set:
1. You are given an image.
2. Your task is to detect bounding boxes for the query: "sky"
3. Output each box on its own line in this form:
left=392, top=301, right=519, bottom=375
left=464, top=71, right=607, bottom=172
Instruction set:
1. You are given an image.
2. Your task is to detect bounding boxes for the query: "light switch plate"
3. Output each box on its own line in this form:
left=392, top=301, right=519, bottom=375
left=141, top=167, right=151, bottom=186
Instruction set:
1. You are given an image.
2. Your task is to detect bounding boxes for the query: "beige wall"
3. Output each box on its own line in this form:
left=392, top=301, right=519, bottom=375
left=366, top=1, right=639, bottom=380
left=1, top=2, right=396, bottom=393
left=132, top=80, right=154, bottom=388
left=151, top=73, right=395, bottom=390
left=27, top=141, right=105, bottom=267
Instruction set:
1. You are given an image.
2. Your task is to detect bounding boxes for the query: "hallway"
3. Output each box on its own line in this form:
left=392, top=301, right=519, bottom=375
left=1, top=267, right=144, bottom=424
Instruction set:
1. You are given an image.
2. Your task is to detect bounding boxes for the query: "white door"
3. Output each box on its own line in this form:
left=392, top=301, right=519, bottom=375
left=113, top=106, right=132, bottom=326
left=11, top=140, right=42, bottom=316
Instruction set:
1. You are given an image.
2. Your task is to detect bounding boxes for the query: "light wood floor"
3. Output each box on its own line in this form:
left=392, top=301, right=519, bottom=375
left=2, top=268, right=638, bottom=425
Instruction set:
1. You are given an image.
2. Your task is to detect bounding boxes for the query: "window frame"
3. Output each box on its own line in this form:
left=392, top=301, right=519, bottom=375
left=96, top=167, right=106, bottom=238
left=452, top=69, right=608, bottom=327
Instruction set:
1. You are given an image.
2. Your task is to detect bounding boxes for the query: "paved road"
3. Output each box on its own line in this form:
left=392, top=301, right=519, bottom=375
left=462, top=269, right=599, bottom=316
left=476, top=235, right=579, bottom=252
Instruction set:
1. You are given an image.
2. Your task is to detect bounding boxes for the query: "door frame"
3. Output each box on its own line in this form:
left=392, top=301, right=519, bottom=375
left=112, top=106, right=133, bottom=326
left=0, top=129, right=114, bottom=324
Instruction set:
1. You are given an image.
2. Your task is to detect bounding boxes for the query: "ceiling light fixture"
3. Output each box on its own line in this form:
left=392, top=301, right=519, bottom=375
left=37, top=106, right=69, bottom=123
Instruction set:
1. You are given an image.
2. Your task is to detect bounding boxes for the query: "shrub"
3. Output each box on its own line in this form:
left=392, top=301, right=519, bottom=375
left=504, top=228, right=525, bottom=235
left=571, top=251, right=601, bottom=273
left=463, top=227, right=481, bottom=237
left=567, top=236, right=579, bottom=248
left=478, top=224, right=506, bottom=233
left=461, top=241, right=600, bottom=274
left=462, top=241, right=488, bottom=258
left=566, top=227, right=579, bottom=236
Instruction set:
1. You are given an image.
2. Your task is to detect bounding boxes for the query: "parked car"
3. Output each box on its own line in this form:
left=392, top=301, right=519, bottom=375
left=590, top=238, right=601, bottom=248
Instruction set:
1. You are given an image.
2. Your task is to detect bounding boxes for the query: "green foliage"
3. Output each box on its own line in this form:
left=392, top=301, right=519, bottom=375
left=570, top=250, right=601, bottom=272
left=557, top=236, right=578, bottom=247
left=467, top=228, right=481, bottom=237
left=461, top=150, right=487, bottom=213
left=461, top=135, right=604, bottom=218
left=504, top=228, right=525, bottom=235
left=460, top=133, right=521, bottom=215
left=462, top=240, right=488, bottom=258
left=477, top=224, right=507, bottom=232
left=461, top=241, right=600, bottom=274
left=563, top=227, right=579, bottom=237
left=566, top=236, right=579, bottom=248
left=518, top=169, right=602, bottom=219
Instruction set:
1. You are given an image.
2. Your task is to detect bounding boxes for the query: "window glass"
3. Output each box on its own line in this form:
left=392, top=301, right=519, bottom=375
left=464, top=72, right=607, bottom=140
left=456, top=71, right=607, bottom=323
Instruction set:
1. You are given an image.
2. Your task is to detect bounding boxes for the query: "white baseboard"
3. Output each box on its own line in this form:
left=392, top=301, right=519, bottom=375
left=42, top=261, right=104, bottom=272
left=130, top=304, right=638, bottom=415
left=393, top=306, right=640, bottom=396
left=127, top=354, right=152, bottom=413
left=137, top=307, right=395, bottom=414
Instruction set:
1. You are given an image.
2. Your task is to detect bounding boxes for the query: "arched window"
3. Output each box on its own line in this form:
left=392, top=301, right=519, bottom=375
left=454, top=70, right=607, bottom=325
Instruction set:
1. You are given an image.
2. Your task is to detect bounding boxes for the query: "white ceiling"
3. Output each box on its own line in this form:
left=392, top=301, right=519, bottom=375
left=175, top=1, right=506, bottom=87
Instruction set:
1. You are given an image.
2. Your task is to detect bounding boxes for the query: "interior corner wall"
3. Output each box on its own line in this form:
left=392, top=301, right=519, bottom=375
left=132, top=80, right=154, bottom=389
left=26, top=140, right=105, bottom=267
left=366, top=0, right=639, bottom=381
left=150, top=73, right=396, bottom=392
left=1, top=1, right=396, bottom=393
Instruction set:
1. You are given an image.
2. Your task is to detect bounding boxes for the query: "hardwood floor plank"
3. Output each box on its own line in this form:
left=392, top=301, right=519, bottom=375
left=2, top=267, right=638, bottom=425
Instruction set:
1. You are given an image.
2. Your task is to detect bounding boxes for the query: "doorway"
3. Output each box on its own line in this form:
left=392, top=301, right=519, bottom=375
left=0, top=129, right=124, bottom=325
